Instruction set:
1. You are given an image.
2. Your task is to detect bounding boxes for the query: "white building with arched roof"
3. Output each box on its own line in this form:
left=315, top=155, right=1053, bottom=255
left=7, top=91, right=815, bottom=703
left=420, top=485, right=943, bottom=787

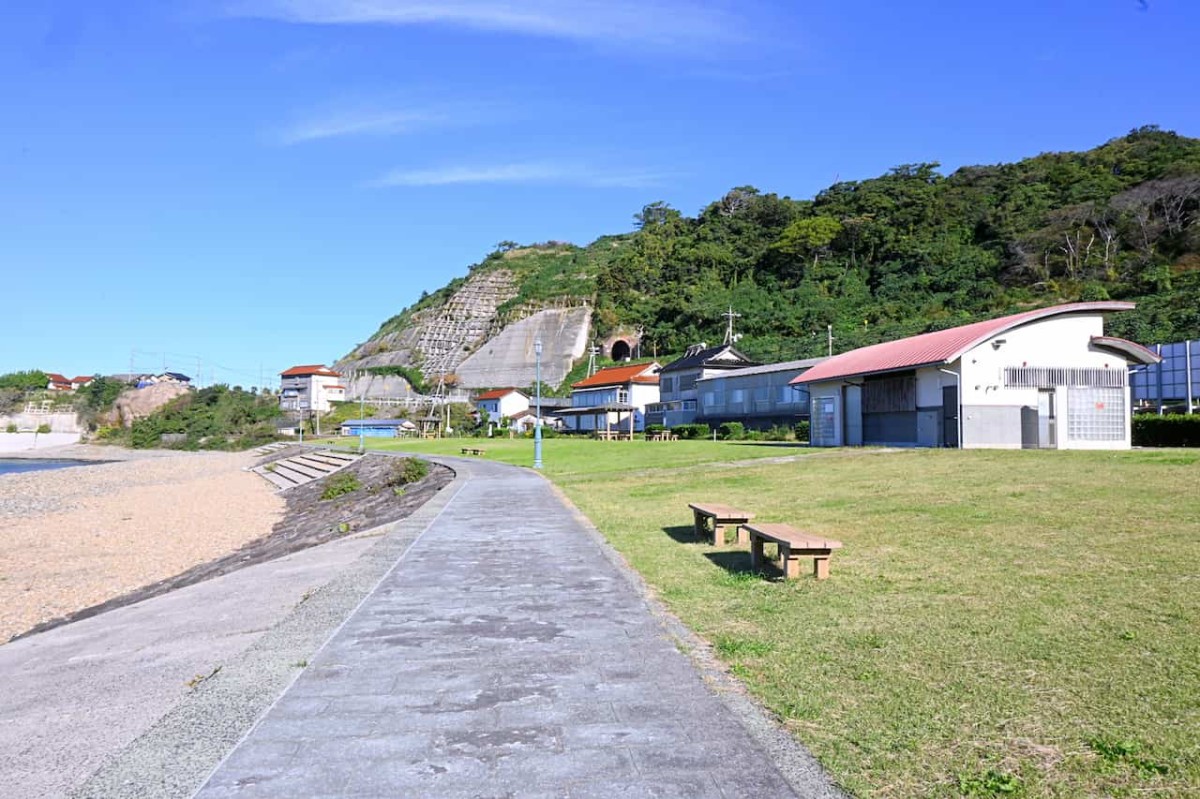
left=792, top=302, right=1161, bottom=450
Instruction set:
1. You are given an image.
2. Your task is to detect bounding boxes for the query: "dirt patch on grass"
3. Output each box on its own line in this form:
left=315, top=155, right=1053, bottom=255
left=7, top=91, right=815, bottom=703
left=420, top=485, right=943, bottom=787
left=12, top=453, right=452, bottom=641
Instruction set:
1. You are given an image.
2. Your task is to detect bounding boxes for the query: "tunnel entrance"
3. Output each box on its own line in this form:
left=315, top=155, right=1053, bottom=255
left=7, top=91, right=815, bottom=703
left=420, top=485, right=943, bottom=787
left=610, top=340, right=631, bottom=361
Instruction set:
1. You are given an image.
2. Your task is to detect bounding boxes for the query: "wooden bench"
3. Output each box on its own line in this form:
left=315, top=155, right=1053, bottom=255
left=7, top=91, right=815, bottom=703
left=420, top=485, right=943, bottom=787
left=743, top=522, right=843, bottom=580
left=687, top=502, right=755, bottom=546
left=460, top=447, right=486, bottom=456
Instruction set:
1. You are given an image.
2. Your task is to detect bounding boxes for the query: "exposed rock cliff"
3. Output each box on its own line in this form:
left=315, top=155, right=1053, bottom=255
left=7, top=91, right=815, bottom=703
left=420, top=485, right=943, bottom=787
left=111, top=383, right=191, bottom=428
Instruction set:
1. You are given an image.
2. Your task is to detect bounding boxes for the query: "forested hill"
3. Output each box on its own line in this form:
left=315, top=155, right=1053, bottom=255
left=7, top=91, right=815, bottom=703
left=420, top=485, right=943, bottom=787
left=361, top=126, right=1200, bottom=368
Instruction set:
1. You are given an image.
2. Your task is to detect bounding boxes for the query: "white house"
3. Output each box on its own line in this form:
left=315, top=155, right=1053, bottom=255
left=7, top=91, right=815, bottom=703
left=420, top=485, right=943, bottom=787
left=792, top=302, right=1160, bottom=450
left=559, top=362, right=660, bottom=434
left=279, top=364, right=346, bottom=414
left=472, top=388, right=531, bottom=425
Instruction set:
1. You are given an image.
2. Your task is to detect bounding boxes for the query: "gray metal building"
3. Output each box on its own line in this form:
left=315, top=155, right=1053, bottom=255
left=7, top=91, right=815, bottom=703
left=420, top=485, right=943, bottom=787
left=694, top=358, right=826, bottom=430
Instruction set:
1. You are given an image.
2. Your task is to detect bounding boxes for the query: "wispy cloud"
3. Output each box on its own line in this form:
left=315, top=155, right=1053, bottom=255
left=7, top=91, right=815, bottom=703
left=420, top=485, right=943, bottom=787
left=280, top=108, right=449, bottom=143
left=366, top=161, right=671, bottom=189
left=227, top=0, right=752, bottom=51
left=275, top=95, right=506, bottom=144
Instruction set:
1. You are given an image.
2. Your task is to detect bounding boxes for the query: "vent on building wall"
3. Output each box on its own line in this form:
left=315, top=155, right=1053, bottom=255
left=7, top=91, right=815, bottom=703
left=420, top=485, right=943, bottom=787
left=1003, top=367, right=1126, bottom=389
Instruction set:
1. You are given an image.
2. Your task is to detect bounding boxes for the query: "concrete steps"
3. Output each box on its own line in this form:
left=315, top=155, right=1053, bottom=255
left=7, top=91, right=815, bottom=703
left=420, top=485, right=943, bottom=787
left=250, top=441, right=291, bottom=457
left=250, top=449, right=362, bottom=492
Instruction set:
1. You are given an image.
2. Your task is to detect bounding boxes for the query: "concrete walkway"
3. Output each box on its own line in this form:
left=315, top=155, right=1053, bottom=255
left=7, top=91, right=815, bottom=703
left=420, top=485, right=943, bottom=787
left=195, top=458, right=839, bottom=798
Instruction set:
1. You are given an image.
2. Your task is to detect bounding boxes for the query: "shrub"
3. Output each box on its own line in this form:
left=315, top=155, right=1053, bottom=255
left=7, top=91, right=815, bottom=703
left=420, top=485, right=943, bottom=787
left=36, top=423, right=52, bottom=434
left=1132, top=414, right=1200, bottom=447
left=644, top=424, right=666, bottom=435
left=717, top=421, right=745, bottom=440
left=744, top=429, right=764, bottom=441
left=320, top=472, right=361, bottom=500
left=672, top=423, right=711, bottom=440
left=5, top=423, right=16, bottom=433
left=395, top=457, right=429, bottom=485
left=795, top=420, right=811, bottom=442
left=765, top=424, right=794, bottom=442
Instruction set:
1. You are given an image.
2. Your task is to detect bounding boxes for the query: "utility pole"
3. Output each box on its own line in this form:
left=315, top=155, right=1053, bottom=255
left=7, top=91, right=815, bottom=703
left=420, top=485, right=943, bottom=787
left=587, top=344, right=599, bottom=377
left=723, top=306, right=742, bottom=346
left=827, top=325, right=835, bottom=357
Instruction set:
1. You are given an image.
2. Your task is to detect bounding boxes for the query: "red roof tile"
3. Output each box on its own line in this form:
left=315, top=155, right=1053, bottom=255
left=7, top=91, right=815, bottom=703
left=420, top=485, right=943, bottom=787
left=572, top=362, right=660, bottom=389
left=280, top=364, right=340, bottom=377
left=792, top=302, right=1136, bottom=385
left=71, top=376, right=93, bottom=384
left=46, top=373, right=70, bottom=384
left=475, top=387, right=525, bottom=401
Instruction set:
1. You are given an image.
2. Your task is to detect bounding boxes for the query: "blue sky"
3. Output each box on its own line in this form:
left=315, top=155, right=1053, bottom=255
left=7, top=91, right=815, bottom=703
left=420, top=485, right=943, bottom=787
left=3, top=0, right=1197, bottom=385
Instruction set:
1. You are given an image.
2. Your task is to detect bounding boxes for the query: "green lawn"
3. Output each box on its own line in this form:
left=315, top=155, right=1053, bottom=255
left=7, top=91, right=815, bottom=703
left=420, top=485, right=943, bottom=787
left=310, top=434, right=803, bottom=477
left=323, top=436, right=1200, bottom=797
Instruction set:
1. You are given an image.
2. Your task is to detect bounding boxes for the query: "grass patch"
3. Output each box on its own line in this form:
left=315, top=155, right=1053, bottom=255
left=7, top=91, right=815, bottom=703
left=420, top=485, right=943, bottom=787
left=309, top=435, right=804, bottom=477
left=553, top=447, right=1200, bottom=798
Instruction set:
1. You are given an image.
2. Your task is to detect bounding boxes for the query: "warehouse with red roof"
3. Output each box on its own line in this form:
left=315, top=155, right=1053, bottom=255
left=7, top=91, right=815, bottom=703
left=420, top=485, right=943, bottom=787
left=791, top=302, right=1160, bottom=449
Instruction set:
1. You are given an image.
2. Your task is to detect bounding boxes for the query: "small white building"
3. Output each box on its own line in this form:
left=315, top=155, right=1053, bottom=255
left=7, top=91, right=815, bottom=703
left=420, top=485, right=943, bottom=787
left=472, top=388, right=531, bottom=425
left=793, top=302, right=1160, bottom=450
left=560, top=362, right=660, bottom=434
left=279, top=364, right=346, bottom=414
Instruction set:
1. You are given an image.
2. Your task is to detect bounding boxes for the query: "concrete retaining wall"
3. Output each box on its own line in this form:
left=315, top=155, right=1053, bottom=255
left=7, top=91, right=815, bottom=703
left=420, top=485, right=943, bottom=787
left=455, top=307, right=591, bottom=389
left=0, top=432, right=82, bottom=452
left=0, top=412, right=81, bottom=434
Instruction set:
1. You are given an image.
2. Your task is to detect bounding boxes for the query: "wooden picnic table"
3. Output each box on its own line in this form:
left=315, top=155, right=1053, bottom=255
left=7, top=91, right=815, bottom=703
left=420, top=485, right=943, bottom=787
left=648, top=432, right=679, bottom=441
left=743, top=522, right=843, bottom=580
left=460, top=447, right=486, bottom=456
left=687, top=502, right=755, bottom=546
left=593, top=430, right=633, bottom=441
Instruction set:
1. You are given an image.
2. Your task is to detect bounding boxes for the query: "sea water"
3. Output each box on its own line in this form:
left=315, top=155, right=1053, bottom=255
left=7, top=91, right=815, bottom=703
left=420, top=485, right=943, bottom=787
left=0, top=459, right=99, bottom=477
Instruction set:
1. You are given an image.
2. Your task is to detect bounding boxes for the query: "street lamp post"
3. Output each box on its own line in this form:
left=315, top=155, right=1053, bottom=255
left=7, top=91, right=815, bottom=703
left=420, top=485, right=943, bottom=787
left=358, top=391, right=366, bottom=454
left=534, top=339, right=544, bottom=470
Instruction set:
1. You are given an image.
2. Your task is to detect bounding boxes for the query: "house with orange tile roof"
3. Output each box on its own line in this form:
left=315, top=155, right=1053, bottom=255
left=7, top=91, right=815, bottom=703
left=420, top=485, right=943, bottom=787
left=793, top=302, right=1160, bottom=449
left=45, top=373, right=73, bottom=391
left=559, top=362, right=660, bottom=434
left=279, top=364, right=345, bottom=413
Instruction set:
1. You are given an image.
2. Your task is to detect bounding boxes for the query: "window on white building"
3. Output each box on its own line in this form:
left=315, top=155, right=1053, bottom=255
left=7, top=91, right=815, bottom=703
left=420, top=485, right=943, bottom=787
left=1067, top=387, right=1126, bottom=441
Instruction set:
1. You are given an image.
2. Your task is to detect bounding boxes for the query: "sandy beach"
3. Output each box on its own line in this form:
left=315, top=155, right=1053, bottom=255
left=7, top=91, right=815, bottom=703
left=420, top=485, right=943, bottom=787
left=0, top=448, right=284, bottom=642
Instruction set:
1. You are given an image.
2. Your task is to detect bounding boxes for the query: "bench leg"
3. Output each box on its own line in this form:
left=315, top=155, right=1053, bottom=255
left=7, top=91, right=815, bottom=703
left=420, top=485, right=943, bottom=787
left=713, top=523, right=725, bottom=546
left=735, top=524, right=748, bottom=546
left=813, top=556, right=831, bottom=580
left=750, top=536, right=764, bottom=573
left=781, top=545, right=801, bottom=579
left=692, top=510, right=706, bottom=540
